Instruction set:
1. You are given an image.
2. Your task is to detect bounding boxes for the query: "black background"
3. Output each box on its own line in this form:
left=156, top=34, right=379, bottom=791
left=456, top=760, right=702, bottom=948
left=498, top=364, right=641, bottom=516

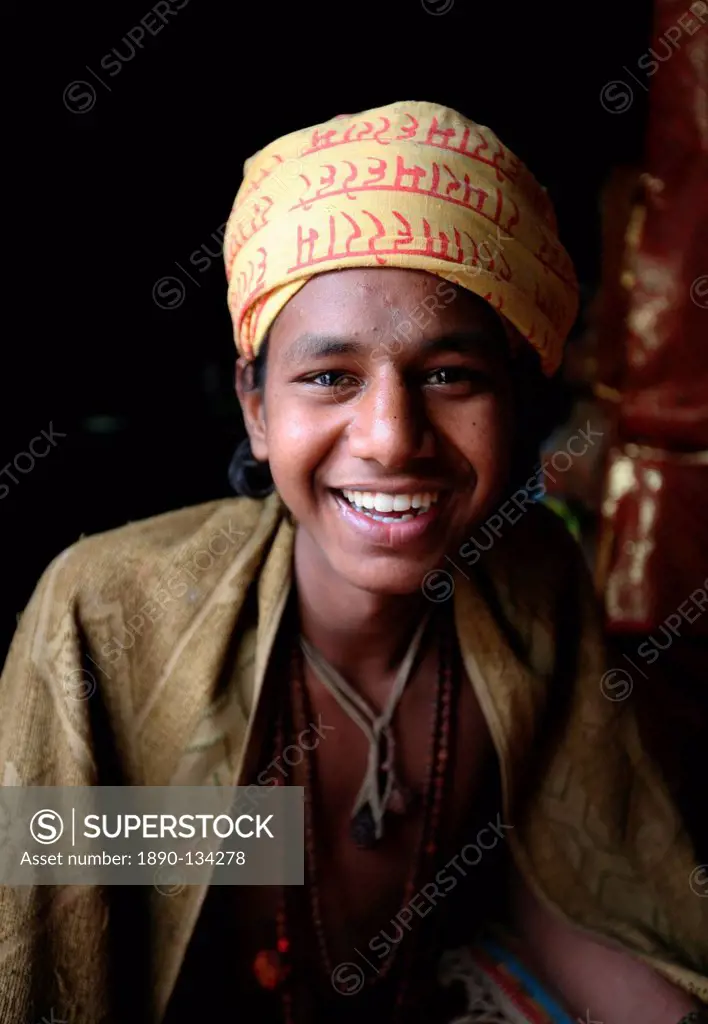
left=2, top=0, right=653, bottom=657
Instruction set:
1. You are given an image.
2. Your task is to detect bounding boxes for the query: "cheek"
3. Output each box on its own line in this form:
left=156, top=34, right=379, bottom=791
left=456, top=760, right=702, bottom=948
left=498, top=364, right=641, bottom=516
left=450, top=396, right=512, bottom=480
left=454, top=403, right=513, bottom=527
left=264, top=392, right=339, bottom=493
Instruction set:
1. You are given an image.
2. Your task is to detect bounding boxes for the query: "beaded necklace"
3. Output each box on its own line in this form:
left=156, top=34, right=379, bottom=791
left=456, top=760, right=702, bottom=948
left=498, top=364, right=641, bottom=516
left=253, top=609, right=457, bottom=1023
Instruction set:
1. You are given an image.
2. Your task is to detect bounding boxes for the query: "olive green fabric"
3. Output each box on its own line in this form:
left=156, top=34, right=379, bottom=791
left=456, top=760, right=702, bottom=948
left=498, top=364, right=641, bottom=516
left=0, top=492, right=706, bottom=1022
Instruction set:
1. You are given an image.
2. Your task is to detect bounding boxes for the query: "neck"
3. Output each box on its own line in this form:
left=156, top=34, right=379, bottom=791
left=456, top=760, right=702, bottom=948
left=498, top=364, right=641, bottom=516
left=293, top=527, right=432, bottom=692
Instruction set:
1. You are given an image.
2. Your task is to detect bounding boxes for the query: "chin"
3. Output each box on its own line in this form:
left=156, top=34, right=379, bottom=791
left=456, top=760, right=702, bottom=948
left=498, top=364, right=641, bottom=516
left=334, top=552, right=448, bottom=598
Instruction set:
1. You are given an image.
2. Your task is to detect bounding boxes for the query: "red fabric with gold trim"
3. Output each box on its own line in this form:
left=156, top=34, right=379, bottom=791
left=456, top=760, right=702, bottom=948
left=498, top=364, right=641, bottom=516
left=598, top=1, right=708, bottom=631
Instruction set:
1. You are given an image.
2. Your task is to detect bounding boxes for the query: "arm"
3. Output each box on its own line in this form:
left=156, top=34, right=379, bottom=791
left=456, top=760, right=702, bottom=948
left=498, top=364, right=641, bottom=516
left=510, top=867, right=702, bottom=1024
left=496, top=506, right=708, bottom=1011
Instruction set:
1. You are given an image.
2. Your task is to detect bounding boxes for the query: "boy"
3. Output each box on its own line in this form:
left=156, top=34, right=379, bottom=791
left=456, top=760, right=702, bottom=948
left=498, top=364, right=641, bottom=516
left=1, top=101, right=706, bottom=1023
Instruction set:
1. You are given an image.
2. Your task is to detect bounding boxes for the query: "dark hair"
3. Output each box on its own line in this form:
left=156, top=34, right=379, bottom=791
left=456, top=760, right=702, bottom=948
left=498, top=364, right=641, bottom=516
left=227, top=331, right=570, bottom=500
left=228, top=338, right=275, bottom=498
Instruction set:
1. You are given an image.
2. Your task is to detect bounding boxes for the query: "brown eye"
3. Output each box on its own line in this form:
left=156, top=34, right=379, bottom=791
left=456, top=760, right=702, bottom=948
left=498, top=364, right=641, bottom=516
left=425, top=367, right=489, bottom=386
left=301, top=371, right=362, bottom=402
left=310, top=371, right=359, bottom=389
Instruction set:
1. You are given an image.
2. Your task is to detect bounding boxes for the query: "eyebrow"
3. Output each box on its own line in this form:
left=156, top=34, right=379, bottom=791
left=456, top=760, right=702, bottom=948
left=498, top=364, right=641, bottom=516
left=284, top=334, right=360, bottom=364
left=284, top=329, right=502, bottom=364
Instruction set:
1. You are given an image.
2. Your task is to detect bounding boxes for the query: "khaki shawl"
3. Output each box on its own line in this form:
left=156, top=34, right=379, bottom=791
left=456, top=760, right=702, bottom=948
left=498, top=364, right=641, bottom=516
left=0, top=493, right=706, bottom=1022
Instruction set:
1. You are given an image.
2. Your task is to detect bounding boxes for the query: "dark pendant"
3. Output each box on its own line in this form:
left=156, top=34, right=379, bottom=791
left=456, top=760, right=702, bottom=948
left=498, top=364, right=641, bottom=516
left=350, top=803, right=378, bottom=849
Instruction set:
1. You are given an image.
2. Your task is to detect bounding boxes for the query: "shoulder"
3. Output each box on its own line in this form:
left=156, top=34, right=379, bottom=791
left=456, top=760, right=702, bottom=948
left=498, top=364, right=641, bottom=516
left=482, top=499, right=589, bottom=599
left=27, top=493, right=284, bottom=615
left=1, top=494, right=288, bottom=787
left=470, top=500, right=596, bottom=675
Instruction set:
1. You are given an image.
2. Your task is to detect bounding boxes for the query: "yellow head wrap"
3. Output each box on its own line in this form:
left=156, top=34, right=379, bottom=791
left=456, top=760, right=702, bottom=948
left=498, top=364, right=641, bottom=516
left=224, top=100, right=578, bottom=376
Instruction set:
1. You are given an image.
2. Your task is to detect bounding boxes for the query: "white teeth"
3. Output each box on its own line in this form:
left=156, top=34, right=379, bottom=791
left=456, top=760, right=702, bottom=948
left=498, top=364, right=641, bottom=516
left=374, top=493, right=394, bottom=513
left=340, top=489, right=439, bottom=518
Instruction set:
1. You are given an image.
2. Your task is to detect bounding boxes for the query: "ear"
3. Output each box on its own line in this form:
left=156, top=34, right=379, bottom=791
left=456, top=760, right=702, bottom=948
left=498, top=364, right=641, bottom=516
left=235, top=358, right=269, bottom=462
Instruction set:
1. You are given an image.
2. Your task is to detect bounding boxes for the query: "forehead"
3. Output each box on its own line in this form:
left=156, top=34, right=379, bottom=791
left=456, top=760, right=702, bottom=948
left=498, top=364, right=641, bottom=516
left=269, top=267, right=505, bottom=348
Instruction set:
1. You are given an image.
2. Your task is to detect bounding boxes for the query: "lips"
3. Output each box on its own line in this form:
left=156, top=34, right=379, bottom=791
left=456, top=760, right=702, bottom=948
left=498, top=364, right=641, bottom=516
left=339, top=489, right=439, bottom=523
left=331, top=487, right=444, bottom=547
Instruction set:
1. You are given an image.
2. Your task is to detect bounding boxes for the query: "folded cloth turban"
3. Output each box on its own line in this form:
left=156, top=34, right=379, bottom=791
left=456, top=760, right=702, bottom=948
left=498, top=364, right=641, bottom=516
left=223, top=100, right=578, bottom=376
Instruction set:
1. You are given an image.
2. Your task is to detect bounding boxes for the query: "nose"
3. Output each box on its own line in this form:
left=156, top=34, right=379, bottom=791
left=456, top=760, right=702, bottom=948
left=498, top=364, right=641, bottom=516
left=347, top=371, right=434, bottom=468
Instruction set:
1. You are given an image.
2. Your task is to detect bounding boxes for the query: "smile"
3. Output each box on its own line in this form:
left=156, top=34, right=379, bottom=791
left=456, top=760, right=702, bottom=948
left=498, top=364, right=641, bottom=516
left=331, top=488, right=444, bottom=548
left=339, top=489, right=440, bottom=523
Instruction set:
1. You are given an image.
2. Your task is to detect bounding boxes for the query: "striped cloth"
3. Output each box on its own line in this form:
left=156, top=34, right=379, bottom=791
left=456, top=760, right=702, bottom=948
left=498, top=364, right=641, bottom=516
left=439, top=934, right=577, bottom=1023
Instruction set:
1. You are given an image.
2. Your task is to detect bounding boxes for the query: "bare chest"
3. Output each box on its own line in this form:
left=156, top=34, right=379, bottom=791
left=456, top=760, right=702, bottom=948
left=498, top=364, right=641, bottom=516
left=277, top=645, right=498, bottom=963
left=171, top=643, right=502, bottom=1018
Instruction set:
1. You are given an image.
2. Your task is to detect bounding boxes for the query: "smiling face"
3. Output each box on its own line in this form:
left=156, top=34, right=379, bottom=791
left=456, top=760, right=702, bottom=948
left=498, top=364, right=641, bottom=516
left=237, top=267, right=515, bottom=595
